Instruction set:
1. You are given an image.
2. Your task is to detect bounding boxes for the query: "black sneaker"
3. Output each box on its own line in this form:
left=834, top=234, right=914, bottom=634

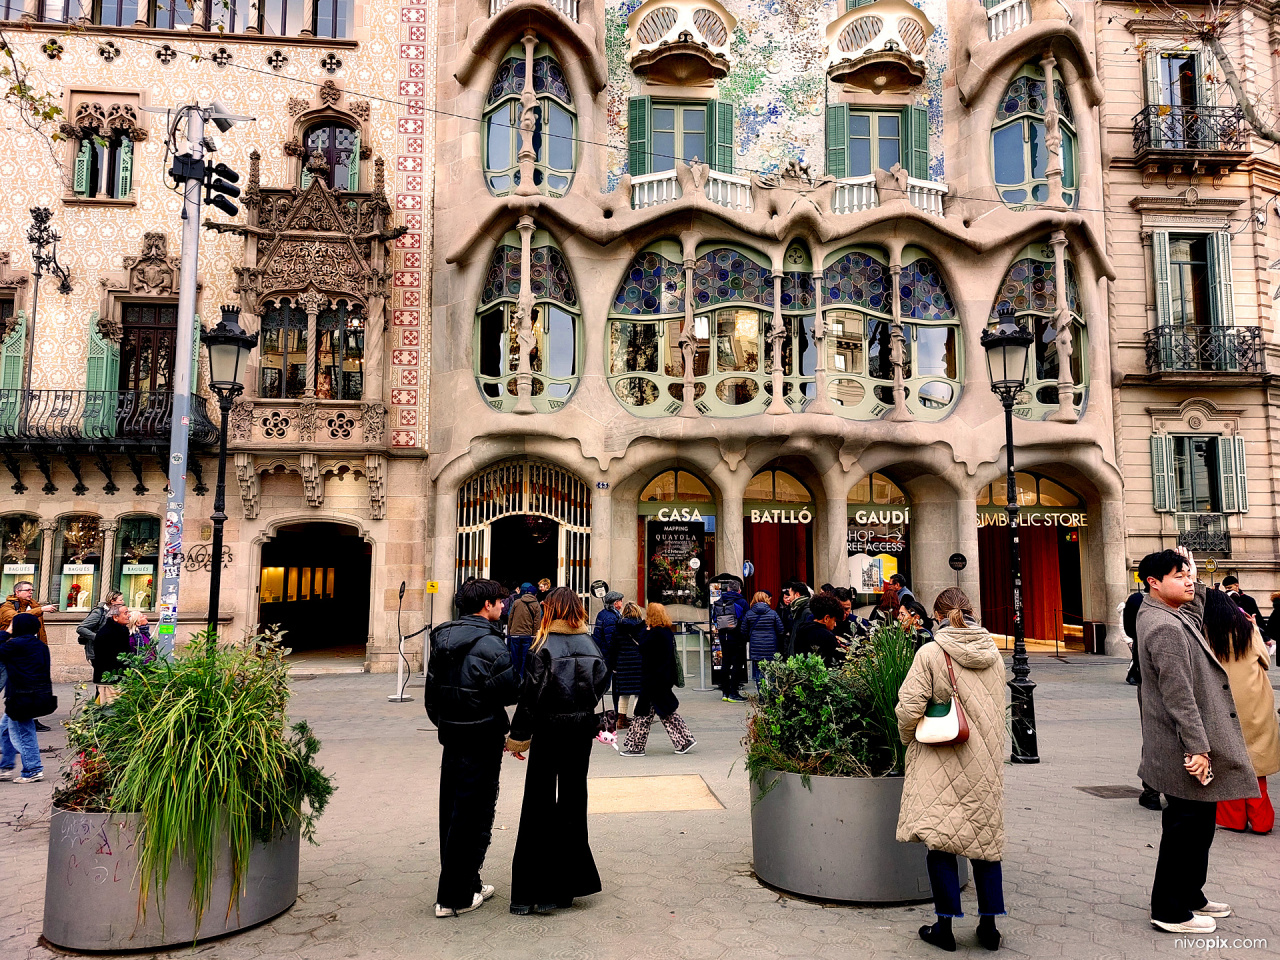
left=34, top=720, right=50, bottom=732
left=721, top=693, right=747, bottom=703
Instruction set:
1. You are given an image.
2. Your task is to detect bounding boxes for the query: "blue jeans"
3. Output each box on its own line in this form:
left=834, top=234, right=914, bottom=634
left=0, top=715, right=41, bottom=776
left=508, top=635, right=533, bottom=684
left=926, top=849, right=1005, bottom=918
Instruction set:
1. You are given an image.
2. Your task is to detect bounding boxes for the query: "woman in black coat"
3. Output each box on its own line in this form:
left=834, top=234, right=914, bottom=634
left=608, top=603, right=645, bottom=728
left=618, top=603, right=696, bottom=757
left=505, top=587, right=610, bottom=915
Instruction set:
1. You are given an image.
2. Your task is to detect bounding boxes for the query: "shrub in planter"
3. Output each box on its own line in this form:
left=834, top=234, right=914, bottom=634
left=49, top=632, right=335, bottom=944
left=744, top=623, right=959, bottom=902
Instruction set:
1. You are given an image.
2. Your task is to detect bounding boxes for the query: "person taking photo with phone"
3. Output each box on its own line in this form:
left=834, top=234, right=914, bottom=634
left=1134, top=548, right=1258, bottom=935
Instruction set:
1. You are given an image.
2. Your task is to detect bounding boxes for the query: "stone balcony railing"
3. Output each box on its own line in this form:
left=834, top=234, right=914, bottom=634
left=226, top=397, right=389, bottom=450
left=629, top=166, right=947, bottom=217
left=490, top=0, right=578, bottom=20
left=984, top=0, right=1030, bottom=41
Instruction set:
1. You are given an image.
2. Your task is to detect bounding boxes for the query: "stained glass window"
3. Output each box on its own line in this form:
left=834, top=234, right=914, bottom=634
left=484, top=49, right=576, bottom=198
left=992, top=64, right=1078, bottom=210
left=612, top=250, right=685, bottom=316
left=898, top=257, right=956, bottom=321
left=481, top=245, right=523, bottom=305
left=781, top=272, right=815, bottom=310
left=822, top=251, right=889, bottom=310
left=692, top=248, right=773, bottom=308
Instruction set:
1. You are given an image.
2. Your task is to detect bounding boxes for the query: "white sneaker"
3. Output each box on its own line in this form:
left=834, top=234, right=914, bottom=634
left=15, top=770, right=43, bottom=783
left=435, top=892, right=484, bottom=918
left=479, top=884, right=495, bottom=901
left=1151, top=915, right=1217, bottom=934
left=1194, top=901, right=1232, bottom=918
left=0, top=768, right=14, bottom=782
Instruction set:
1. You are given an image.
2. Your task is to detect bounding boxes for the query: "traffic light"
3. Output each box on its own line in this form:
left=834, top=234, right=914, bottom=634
left=205, top=162, right=241, bottom=218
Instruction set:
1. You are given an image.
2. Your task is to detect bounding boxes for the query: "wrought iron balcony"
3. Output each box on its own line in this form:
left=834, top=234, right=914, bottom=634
left=1144, top=325, right=1264, bottom=375
left=1132, top=106, right=1250, bottom=186
left=0, top=389, right=219, bottom=447
left=1176, top=512, right=1229, bottom=555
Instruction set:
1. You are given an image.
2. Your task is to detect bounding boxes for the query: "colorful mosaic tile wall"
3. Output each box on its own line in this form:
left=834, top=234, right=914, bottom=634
left=604, top=0, right=948, bottom=188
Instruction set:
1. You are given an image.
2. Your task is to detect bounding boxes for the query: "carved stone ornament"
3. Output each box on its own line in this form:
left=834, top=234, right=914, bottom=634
left=297, top=399, right=319, bottom=443
left=59, top=101, right=150, bottom=143
left=299, top=453, right=323, bottom=506
left=365, top=454, right=387, bottom=519
left=234, top=453, right=261, bottom=519
left=360, top=402, right=387, bottom=444
left=228, top=399, right=255, bottom=441
left=283, top=137, right=307, bottom=160
left=126, top=233, right=180, bottom=295
left=259, top=237, right=369, bottom=302
left=287, top=98, right=311, bottom=117
left=319, top=79, right=342, bottom=108
left=349, top=100, right=371, bottom=121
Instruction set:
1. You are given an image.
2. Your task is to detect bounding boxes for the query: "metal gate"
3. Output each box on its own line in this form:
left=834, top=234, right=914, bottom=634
left=456, top=459, right=592, bottom=594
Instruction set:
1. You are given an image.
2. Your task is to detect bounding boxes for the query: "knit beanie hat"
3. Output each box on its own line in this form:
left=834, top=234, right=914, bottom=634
left=11, top=612, right=40, bottom=635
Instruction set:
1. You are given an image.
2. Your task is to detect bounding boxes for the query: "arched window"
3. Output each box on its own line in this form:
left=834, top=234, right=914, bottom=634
left=990, top=242, right=1088, bottom=420
left=745, top=468, right=811, bottom=503
left=317, top=301, right=365, bottom=400
left=640, top=469, right=714, bottom=503
left=474, top=231, right=580, bottom=412
left=976, top=472, right=1081, bottom=507
left=610, top=243, right=805, bottom=417
left=484, top=46, right=576, bottom=197
left=0, top=514, right=43, bottom=599
left=259, top=299, right=308, bottom=399
left=301, top=122, right=360, bottom=191
left=847, top=472, right=908, bottom=505
left=822, top=245, right=961, bottom=421
left=992, top=64, right=1078, bottom=210
left=73, top=133, right=133, bottom=200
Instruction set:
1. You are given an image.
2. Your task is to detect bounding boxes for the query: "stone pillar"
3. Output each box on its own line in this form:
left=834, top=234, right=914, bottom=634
left=512, top=215, right=536, bottom=414
left=297, top=290, right=325, bottom=399
left=1096, top=497, right=1130, bottom=654
left=99, top=520, right=119, bottom=603
left=364, top=158, right=388, bottom=404
left=677, top=257, right=699, bottom=418
left=767, top=272, right=787, bottom=415
left=590, top=481, right=615, bottom=594
left=718, top=490, right=744, bottom=587
left=886, top=261, right=911, bottom=422
left=514, top=30, right=540, bottom=198
left=1048, top=230, right=1078, bottom=423
left=299, top=0, right=316, bottom=35
left=910, top=497, right=956, bottom=611
left=1041, top=52, right=1066, bottom=208
left=955, top=497, right=981, bottom=606
left=38, top=520, right=56, bottom=603
left=808, top=268, right=834, bottom=415
left=821, top=466, right=850, bottom=588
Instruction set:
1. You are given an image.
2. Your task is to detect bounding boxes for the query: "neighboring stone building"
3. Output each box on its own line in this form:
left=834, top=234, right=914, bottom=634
left=428, top=0, right=1134, bottom=651
left=1097, top=4, right=1280, bottom=605
left=0, top=4, right=436, bottom=677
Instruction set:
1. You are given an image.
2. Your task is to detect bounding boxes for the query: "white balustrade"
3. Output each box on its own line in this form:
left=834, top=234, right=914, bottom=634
left=489, top=0, right=578, bottom=21
left=630, top=169, right=682, bottom=210
left=705, top=170, right=752, bottom=212
left=831, top=175, right=947, bottom=217
left=985, top=0, right=1030, bottom=41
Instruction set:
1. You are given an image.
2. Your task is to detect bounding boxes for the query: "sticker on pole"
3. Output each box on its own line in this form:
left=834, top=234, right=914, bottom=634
left=425, top=580, right=439, bottom=594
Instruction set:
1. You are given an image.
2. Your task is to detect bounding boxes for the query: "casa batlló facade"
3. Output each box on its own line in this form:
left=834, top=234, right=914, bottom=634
left=3, top=0, right=1280, bottom=676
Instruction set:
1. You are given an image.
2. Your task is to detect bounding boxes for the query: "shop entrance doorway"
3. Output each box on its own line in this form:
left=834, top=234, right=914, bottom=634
left=489, top=514, right=561, bottom=592
left=258, top=521, right=371, bottom=654
left=742, top=466, right=814, bottom=602
left=977, top=473, right=1087, bottom=652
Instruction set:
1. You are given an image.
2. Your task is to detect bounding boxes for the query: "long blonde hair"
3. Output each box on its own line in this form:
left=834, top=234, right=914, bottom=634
left=621, top=601, right=643, bottom=620
left=646, top=602, right=673, bottom=629
left=533, top=586, right=587, bottom=649
left=933, top=587, right=976, bottom=629
left=751, top=591, right=771, bottom=606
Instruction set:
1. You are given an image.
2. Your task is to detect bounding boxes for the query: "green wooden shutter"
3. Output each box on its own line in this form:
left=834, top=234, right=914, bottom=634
left=1195, top=49, right=1218, bottom=107
left=115, top=138, right=133, bottom=199
left=1216, top=434, right=1247, bottom=513
left=1150, top=433, right=1174, bottom=513
left=826, top=105, right=848, bottom=180
left=1206, top=231, right=1235, bottom=327
left=707, top=100, right=735, bottom=174
left=1144, top=52, right=1165, bottom=149
left=905, top=104, right=929, bottom=179
left=1151, top=231, right=1173, bottom=326
left=300, top=167, right=313, bottom=190
left=73, top=140, right=92, bottom=196
left=348, top=132, right=361, bottom=191
left=84, top=318, right=120, bottom=438
left=0, top=312, right=26, bottom=433
left=847, top=0, right=875, bottom=9
left=628, top=96, right=651, bottom=177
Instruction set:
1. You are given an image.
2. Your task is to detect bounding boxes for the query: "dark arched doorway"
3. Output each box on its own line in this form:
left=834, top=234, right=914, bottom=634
left=258, top=521, right=371, bottom=654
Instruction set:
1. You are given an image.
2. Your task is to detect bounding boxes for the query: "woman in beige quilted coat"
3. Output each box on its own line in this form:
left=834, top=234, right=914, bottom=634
left=896, top=587, right=1008, bottom=952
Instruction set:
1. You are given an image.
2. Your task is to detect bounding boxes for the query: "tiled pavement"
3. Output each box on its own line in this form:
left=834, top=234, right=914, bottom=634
left=2, top=657, right=1277, bottom=959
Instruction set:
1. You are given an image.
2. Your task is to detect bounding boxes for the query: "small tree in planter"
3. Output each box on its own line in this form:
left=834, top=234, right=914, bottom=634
left=744, top=622, right=955, bottom=903
left=45, top=632, right=336, bottom=951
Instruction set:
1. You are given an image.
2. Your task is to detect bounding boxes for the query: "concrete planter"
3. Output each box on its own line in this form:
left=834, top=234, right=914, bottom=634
left=750, top=770, right=967, bottom=903
left=43, top=807, right=299, bottom=951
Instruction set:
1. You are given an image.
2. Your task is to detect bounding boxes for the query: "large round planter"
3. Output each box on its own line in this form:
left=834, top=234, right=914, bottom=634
left=43, top=808, right=299, bottom=951
left=750, top=770, right=968, bottom=903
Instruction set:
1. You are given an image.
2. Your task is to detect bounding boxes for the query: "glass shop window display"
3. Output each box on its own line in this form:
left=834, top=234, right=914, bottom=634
left=0, top=514, right=43, bottom=598
left=55, top=515, right=105, bottom=612
left=114, top=515, right=160, bottom=611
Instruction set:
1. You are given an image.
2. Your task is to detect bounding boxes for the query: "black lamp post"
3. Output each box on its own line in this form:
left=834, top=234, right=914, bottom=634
left=980, top=305, right=1039, bottom=764
left=22, top=208, right=73, bottom=422
left=202, top=305, right=256, bottom=641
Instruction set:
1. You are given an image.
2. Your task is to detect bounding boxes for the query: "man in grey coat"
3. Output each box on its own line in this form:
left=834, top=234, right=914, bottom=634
left=1135, top=547, right=1259, bottom=936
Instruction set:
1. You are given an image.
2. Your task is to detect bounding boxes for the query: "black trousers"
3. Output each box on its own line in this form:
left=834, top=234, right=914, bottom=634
left=510, top=722, right=601, bottom=907
left=436, top=734, right=504, bottom=909
left=1150, top=793, right=1216, bottom=923
left=719, top=633, right=746, bottom=695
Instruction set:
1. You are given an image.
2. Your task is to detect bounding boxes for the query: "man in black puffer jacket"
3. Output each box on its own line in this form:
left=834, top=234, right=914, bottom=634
left=425, top=578, right=519, bottom=919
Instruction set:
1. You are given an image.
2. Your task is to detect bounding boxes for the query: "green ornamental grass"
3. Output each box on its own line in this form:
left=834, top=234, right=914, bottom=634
left=56, top=631, right=335, bottom=933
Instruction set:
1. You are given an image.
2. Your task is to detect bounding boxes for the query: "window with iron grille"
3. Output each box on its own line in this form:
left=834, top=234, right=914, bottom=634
left=119, top=304, right=178, bottom=393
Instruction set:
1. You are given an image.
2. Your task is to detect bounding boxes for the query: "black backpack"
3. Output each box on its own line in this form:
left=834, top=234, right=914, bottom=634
left=712, top=597, right=740, bottom=633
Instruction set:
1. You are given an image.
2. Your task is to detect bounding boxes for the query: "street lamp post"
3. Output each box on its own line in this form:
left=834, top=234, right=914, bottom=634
left=22, top=208, right=73, bottom=425
left=980, top=306, right=1039, bottom=764
left=201, top=305, right=256, bottom=643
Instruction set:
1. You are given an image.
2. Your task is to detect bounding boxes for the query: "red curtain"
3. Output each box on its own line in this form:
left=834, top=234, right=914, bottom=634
left=743, top=520, right=811, bottom=601
left=978, top=523, right=1062, bottom=643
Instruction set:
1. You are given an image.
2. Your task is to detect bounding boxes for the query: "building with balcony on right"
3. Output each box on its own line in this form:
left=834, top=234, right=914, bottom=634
left=1098, top=3, right=1280, bottom=593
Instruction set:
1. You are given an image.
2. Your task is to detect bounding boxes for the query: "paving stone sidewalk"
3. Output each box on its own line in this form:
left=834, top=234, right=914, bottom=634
left=2, top=657, right=1277, bottom=960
